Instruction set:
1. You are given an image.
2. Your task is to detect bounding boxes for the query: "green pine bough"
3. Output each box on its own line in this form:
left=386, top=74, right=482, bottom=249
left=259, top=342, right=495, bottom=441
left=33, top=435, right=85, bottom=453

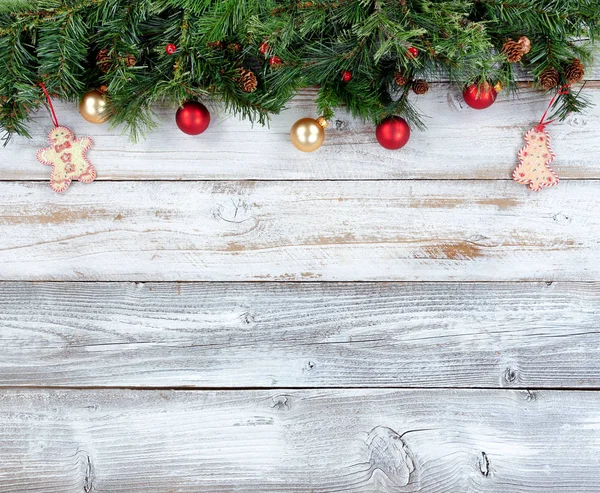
left=0, top=0, right=598, bottom=143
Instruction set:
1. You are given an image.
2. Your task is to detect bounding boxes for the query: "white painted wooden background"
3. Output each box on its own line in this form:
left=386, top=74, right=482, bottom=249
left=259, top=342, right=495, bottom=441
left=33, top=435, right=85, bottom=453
left=1, top=80, right=600, bottom=492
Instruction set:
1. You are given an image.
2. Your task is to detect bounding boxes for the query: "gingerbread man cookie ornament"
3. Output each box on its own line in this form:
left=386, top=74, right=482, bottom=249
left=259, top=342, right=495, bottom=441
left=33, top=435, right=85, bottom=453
left=512, top=125, right=559, bottom=191
left=37, top=126, right=96, bottom=193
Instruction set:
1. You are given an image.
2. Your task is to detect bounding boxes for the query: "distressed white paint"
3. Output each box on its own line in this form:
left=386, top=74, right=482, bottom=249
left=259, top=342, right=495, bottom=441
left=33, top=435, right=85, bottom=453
left=0, top=65, right=599, bottom=493
left=0, top=282, right=599, bottom=388
left=0, top=180, right=597, bottom=281
left=1, top=84, right=599, bottom=180
left=1, top=389, right=600, bottom=492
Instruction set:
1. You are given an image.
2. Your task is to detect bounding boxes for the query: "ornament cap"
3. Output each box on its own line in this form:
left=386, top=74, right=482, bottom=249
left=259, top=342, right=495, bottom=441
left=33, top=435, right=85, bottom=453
left=316, top=116, right=328, bottom=129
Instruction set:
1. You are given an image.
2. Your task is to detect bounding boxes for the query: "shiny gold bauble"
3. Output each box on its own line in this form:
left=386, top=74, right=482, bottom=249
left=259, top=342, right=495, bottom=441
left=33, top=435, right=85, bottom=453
left=494, top=81, right=505, bottom=93
left=79, top=89, right=108, bottom=124
left=290, top=116, right=328, bottom=152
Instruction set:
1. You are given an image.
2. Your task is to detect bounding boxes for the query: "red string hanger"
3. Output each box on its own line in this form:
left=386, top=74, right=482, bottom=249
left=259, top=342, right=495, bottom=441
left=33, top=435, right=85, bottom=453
left=38, top=82, right=59, bottom=128
left=535, top=84, right=571, bottom=132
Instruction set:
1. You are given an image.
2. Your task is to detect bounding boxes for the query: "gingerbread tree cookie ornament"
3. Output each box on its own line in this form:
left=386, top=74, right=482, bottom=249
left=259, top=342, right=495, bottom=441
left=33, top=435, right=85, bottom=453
left=36, top=83, right=97, bottom=193
left=513, top=126, right=558, bottom=191
left=513, top=86, right=569, bottom=192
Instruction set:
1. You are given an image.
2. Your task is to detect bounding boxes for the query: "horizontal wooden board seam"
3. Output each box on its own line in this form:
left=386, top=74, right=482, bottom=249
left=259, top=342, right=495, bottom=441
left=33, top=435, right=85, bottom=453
left=0, top=385, right=599, bottom=391
left=1, top=178, right=600, bottom=183
left=0, top=278, right=568, bottom=286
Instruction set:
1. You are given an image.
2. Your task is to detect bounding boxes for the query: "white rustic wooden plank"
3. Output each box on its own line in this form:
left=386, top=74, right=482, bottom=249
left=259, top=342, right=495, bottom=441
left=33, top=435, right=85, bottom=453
left=0, top=180, right=597, bottom=281
left=0, top=388, right=599, bottom=492
left=1, top=83, right=599, bottom=180
left=0, top=281, right=599, bottom=388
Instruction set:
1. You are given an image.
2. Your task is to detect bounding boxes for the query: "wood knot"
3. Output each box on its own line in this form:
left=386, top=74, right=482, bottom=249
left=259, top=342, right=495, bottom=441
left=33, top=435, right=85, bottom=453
left=503, top=367, right=519, bottom=385
left=302, top=361, right=316, bottom=372
left=271, top=395, right=292, bottom=411
left=567, top=114, right=587, bottom=128
left=75, top=449, right=95, bottom=493
left=213, top=197, right=253, bottom=224
left=552, top=212, right=572, bottom=224
left=240, top=311, right=255, bottom=325
left=478, top=451, right=491, bottom=477
left=335, top=120, right=348, bottom=131
left=365, top=426, right=416, bottom=489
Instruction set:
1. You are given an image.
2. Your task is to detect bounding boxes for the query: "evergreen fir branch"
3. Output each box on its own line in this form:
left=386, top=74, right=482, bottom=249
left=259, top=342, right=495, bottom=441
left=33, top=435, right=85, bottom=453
left=0, top=0, right=599, bottom=142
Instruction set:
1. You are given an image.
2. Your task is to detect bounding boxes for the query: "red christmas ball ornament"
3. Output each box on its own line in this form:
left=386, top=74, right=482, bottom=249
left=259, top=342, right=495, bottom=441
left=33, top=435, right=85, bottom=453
left=463, top=82, right=497, bottom=110
left=259, top=42, right=270, bottom=55
left=175, top=101, right=211, bottom=135
left=407, top=46, right=419, bottom=58
left=341, top=70, right=352, bottom=82
left=165, top=43, right=177, bottom=55
left=376, top=116, right=411, bottom=150
left=269, top=56, right=282, bottom=67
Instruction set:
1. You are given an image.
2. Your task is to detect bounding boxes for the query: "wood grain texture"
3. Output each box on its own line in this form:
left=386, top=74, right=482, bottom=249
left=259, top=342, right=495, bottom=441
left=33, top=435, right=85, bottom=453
left=1, top=281, right=599, bottom=388
left=1, top=388, right=600, bottom=492
left=1, top=84, right=599, bottom=181
left=0, top=180, right=597, bottom=281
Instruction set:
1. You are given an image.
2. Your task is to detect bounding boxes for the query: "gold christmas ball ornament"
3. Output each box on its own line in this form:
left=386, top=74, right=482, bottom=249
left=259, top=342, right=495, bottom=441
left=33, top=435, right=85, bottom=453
left=79, top=89, right=108, bottom=124
left=494, top=80, right=505, bottom=92
left=290, top=116, right=328, bottom=152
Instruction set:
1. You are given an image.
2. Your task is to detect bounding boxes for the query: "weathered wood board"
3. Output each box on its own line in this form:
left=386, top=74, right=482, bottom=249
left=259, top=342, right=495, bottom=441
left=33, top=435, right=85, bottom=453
left=1, top=84, right=599, bottom=181
left=0, top=282, right=599, bottom=389
left=1, top=55, right=599, bottom=493
left=0, top=180, right=597, bottom=281
left=0, top=389, right=599, bottom=492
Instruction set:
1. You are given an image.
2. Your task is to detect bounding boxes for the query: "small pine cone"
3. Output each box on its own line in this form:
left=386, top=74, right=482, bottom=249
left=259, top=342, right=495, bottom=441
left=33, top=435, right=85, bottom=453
left=502, top=38, right=524, bottom=63
left=238, top=68, right=258, bottom=93
left=393, top=72, right=408, bottom=86
left=227, top=42, right=242, bottom=52
left=122, top=53, right=136, bottom=68
left=538, top=67, right=560, bottom=90
left=411, top=79, right=429, bottom=95
left=96, top=48, right=112, bottom=73
left=518, top=36, right=531, bottom=55
left=208, top=41, right=224, bottom=50
left=565, top=59, right=585, bottom=84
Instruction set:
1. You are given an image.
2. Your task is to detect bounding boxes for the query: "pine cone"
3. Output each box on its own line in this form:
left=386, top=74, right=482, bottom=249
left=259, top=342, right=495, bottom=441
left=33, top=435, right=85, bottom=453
left=227, top=43, right=242, bottom=52
left=96, top=48, right=112, bottom=73
left=238, top=68, right=258, bottom=93
left=394, top=72, right=408, bottom=86
left=539, top=67, right=560, bottom=90
left=207, top=41, right=224, bottom=50
left=565, top=59, right=585, bottom=84
left=411, top=79, right=429, bottom=95
left=518, top=36, right=531, bottom=55
left=122, top=53, right=136, bottom=68
left=502, top=38, right=524, bottom=63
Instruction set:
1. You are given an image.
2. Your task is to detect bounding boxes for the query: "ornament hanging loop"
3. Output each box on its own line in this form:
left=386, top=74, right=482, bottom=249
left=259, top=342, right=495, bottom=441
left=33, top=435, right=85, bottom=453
left=536, top=84, right=571, bottom=131
left=38, top=82, right=59, bottom=128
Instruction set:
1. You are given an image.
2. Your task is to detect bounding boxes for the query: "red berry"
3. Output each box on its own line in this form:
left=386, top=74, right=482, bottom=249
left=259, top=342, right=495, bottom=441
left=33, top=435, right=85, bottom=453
left=407, top=46, right=419, bottom=58
left=259, top=42, right=270, bottom=55
left=341, top=70, right=352, bottom=82
left=165, top=43, right=177, bottom=55
left=269, top=56, right=282, bottom=66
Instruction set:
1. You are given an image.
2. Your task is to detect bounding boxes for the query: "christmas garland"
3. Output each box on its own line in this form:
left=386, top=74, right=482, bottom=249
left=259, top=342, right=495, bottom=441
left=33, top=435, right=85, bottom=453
left=0, top=0, right=598, bottom=149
